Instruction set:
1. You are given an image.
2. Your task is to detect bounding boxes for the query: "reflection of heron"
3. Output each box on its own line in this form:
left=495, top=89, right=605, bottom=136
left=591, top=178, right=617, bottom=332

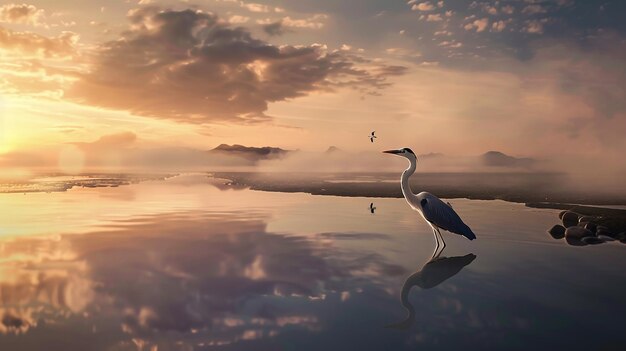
left=369, top=131, right=377, bottom=143
left=369, top=202, right=376, bottom=214
left=387, top=253, right=477, bottom=329
left=383, top=148, right=476, bottom=257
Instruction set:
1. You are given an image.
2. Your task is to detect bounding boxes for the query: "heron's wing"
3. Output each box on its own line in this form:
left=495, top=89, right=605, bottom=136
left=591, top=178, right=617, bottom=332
left=420, top=196, right=476, bottom=240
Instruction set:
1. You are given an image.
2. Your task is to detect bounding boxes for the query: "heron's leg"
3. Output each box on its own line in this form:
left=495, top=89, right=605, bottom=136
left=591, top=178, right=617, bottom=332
left=433, top=246, right=443, bottom=260
left=430, top=227, right=437, bottom=247
left=436, top=228, right=446, bottom=250
left=432, top=230, right=444, bottom=260
left=430, top=228, right=440, bottom=260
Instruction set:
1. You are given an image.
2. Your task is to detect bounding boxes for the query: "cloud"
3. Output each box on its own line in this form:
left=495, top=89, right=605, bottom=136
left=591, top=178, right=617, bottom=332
left=241, top=2, right=272, bottom=13
left=0, top=3, right=44, bottom=26
left=258, top=14, right=327, bottom=31
left=501, top=5, right=515, bottom=15
left=0, top=57, right=79, bottom=101
left=262, top=20, right=290, bottom=36
left=485, top=6, right=497, bottom=15
left=426, top=14, right=442, bottom=22
left=281, top=14, right=327, bottom=29
left=0, top=26, right=77, bottom=58
left=228, top=15, right=250, bottom=24
left=524, top=20, right=544, bottom=34
left=492, top=20, right=506, bottom=32
left=68, top=7, right=406, bottom=125
left=522, top=5, right=547, bottom=15
left=464, top=18, right=489, bottom=32
left=72, top=131, right=137, bottom=151
left=411, top=2, right=435, bottom=12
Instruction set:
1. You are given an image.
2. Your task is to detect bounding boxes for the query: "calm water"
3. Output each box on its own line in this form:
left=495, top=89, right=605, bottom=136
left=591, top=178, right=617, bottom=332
left=0, top=174, right=624, bottom=350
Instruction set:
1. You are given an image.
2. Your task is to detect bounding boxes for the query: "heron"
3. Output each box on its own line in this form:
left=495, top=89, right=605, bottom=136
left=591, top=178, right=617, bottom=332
left=369, top=202, right=376, bottom=214
left=386, top=253, right=477, bottom=329
left=369, top=131, right=377, bottom=143
left=383, top=148, right=476, bottom=256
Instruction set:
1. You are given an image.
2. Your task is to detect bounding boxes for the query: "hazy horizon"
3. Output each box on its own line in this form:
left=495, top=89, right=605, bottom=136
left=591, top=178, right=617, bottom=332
left=1, top=0, right=625, bottom=185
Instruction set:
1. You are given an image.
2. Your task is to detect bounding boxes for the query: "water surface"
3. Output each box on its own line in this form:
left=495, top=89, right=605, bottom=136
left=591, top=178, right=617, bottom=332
left=0, top=174, right=624, bottom=350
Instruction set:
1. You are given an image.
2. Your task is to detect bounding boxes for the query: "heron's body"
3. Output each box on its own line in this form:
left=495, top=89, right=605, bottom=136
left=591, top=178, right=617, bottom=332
left=384, top=147, right=476, bottom=253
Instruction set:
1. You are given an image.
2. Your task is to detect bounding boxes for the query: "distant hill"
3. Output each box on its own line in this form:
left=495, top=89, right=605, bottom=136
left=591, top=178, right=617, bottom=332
left=481, top=151, right=535, bottom=168
left=210, top=144, right=291, bottom=161
left=418, top=152, right=444, bottom=159
left=325, top=146, right=341, bottom=153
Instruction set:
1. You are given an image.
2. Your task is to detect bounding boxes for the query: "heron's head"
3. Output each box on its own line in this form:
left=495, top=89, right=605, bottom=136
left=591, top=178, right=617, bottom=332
left=383, top=148, right=417, bottom=161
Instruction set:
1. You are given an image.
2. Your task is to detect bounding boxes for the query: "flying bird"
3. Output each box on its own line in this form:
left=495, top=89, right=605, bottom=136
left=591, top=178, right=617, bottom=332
left=369, top=202, right=376, bottom=214
left=383, top=148, right=476, bottom=252
left=369, top=131, right=377, bottom=143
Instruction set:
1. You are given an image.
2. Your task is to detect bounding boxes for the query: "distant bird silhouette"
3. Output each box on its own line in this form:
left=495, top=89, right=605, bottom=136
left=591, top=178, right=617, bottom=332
left=383, top=148, right=476, bottom=254
left=369, top=202, right=376, bottom=214
left=386, top=253, right=477, bottom=329
left=369, top=131, right=377, bottom=143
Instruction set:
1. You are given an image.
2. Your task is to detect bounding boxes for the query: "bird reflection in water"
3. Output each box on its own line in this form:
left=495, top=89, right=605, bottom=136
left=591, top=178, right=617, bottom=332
left=387, top=250, right=477, bottom=330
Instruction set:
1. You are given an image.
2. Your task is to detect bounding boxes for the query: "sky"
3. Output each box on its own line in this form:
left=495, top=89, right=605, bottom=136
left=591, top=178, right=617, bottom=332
left=0, top=0, right=624, bottom=177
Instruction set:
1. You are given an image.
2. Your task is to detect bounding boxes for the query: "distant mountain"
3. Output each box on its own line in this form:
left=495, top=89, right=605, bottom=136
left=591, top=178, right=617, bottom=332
left=210, top=144, right=291, bottom=161
left=481, top=151, right=535, bottom=168
left=325, top=146, right=341, bottom=153
left=418, top=152, right=444, bottom=159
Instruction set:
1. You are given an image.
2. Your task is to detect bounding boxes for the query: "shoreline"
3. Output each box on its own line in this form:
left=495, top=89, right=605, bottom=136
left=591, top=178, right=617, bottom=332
left=0, top=173, right=177, bottom=194
left=211, top=172, right=626, bottom=207
left=211, top=172, right=626, bottom=233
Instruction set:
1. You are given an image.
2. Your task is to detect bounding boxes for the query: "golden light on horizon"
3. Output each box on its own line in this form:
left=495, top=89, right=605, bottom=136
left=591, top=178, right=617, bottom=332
left=0, top=97, right=6, bottom=154
left=58, top=145, right=85, bottom=174
left=0, top=0, right=620, bottom=181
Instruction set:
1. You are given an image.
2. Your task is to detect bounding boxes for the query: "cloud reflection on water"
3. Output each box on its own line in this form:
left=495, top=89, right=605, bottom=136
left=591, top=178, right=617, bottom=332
left=0, top=211, right=406, bottom=350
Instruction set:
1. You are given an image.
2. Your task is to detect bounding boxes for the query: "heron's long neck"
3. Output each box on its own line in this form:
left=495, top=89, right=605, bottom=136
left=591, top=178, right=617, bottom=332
left=401, top=159, right=419, bottom=205
left=387, top=276, right=417, bottom=329
left=400, top=284, right=415, bottom=317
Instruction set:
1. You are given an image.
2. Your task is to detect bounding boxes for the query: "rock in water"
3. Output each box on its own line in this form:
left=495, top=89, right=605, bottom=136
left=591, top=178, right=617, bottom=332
left=565, top=226, right=594, bottom=239
left=597, top=235, right=615, bottom=242
left=562, top=211, right=579, bottom=228
left=548, top=225, right=566, bottom=239
left=578, top=216, right=596, bottom=224
left=582, top=237, right=605, bottom=245
left=566, top=236, right=587, bottom=246
left=596, top=225, right=610, bottom=232
left=596, top=229, right=615, bottom=238
left=584, top=222, right=597, bottom=233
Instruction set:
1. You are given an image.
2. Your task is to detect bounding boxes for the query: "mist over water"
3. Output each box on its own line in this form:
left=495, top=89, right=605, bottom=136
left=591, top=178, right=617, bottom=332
left=2, top=141, right=624, bottom=197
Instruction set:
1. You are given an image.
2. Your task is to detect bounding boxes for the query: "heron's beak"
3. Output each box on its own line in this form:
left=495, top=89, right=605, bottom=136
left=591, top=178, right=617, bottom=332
left=383, top=149, right=401, bottom=154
